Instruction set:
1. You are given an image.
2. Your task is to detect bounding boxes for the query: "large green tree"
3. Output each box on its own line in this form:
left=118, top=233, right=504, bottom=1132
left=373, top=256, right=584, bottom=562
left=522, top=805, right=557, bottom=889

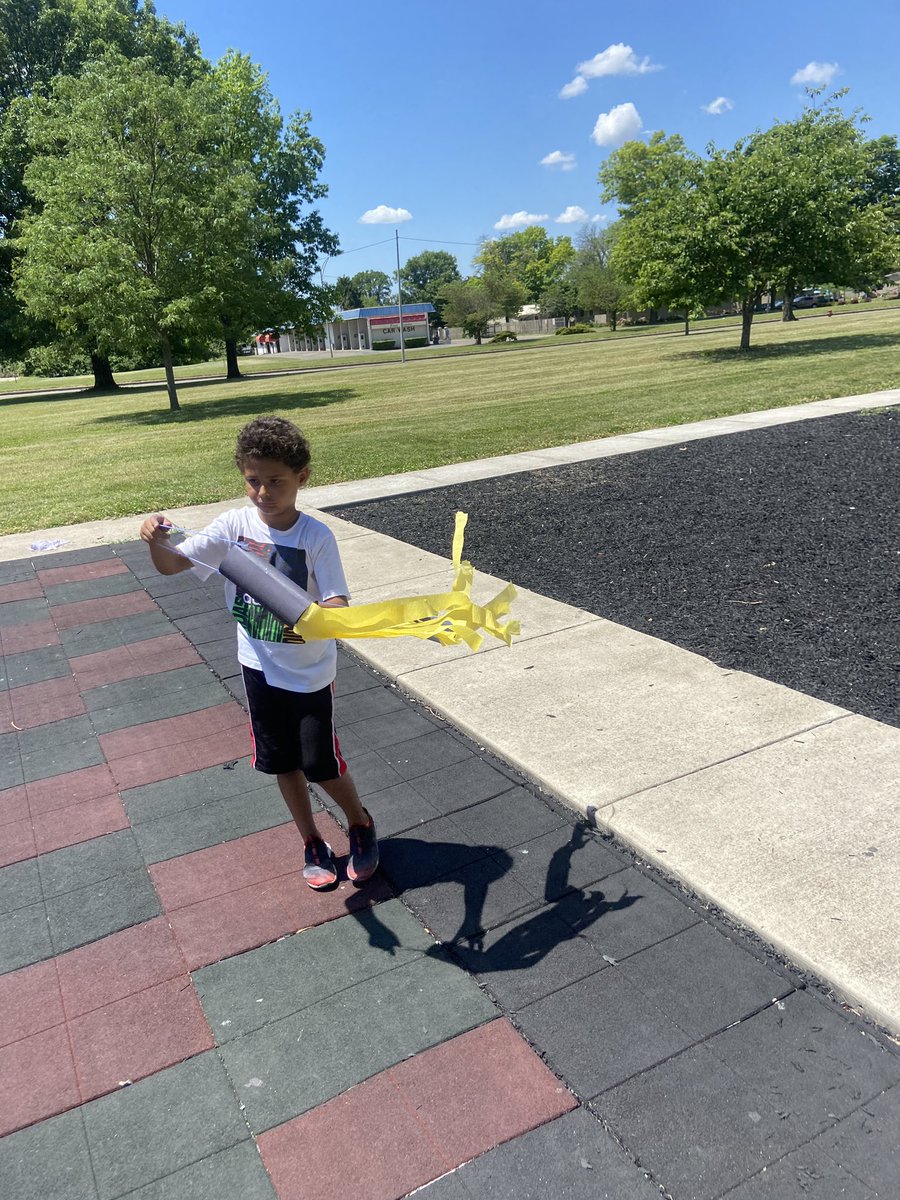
left=570, top=226, right=633, bottom=332
left=475, top=225, right=575, bottom=304
left=399, top=249, right=460, bottom=322
left=16, top=54, right=256, bottom=410
left=349, top=269, right=392, bottom=306
left=439, top=278, right=494, bottom=344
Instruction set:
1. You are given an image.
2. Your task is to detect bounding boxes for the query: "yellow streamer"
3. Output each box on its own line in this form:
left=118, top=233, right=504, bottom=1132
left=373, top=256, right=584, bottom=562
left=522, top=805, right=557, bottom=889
left=293, top=512, right=520, bottom=650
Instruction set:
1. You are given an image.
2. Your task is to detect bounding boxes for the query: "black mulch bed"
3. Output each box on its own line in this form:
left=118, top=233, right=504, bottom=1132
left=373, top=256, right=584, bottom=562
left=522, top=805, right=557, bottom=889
left=328, top=408, right=899, bottom=729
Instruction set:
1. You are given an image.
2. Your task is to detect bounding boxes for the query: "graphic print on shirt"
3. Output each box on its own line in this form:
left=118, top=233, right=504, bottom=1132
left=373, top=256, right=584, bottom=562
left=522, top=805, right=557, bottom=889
left=230, top=538, right=308, bottom=643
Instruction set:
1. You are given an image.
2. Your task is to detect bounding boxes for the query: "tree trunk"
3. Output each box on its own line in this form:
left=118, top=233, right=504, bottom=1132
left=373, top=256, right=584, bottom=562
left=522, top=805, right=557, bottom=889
left=608, top=309, right=617, bottom=333
left=90, top=353, right=117, bottom=390
left=739, top=294, right=757, bottom=350
left=159, top=334, right=180, bottom=411
left=224, top=338, right=242, bottom=379
left=684, top=312, right=690, bottom=335
left=782, top=279, right=797, bottom=322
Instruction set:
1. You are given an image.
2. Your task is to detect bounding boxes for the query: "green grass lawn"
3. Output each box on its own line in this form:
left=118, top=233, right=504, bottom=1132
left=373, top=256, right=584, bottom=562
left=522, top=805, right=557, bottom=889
left=2, top=306, right=898, bottom=535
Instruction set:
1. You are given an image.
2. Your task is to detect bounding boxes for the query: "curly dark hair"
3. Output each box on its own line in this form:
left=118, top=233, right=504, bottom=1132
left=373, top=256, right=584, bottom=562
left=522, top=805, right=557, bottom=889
left=234, top=416, right=311, bottom=472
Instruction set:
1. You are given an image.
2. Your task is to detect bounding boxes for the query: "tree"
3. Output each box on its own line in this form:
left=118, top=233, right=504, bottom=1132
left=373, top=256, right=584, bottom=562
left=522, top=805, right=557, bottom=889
left=569, top=226, right=632, bottom=331
left=538, top=274, right=578, bottom=326
left=482, top=266, right=528, bottom=325
left=16, top=54, right=256, bottom=410
left=399, top=249, right=460, bottom=323
left=475, top=225, right=575, bottom=303
left=349, top=270, right=391, bottom=305
left=439, top=278, right=494, bottom=344
left=333, top=274, right=361, bottom=309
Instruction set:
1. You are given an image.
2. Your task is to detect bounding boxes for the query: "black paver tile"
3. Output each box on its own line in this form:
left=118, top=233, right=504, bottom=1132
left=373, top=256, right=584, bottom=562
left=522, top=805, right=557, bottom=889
left=352, top=780, right=444, bottom=836
left=143, top=572, right=207, bottom=597
left=82, top=1051, right=250, bottom=1200
left=43, top=574, right=142, bottom=604
left=813, top=1083, right=900, bottom=1196
left=448, top=786, right=566, bottom=850
left=123, top=1142, right=278, bottom=1200
left=37, top=829, right=144, bottom=898
left=173, top=616, right=230, bottom=643
left=0, top=1107, right=98, bottom=1200
left=594, top=1041, right=802, bottom=1200
left=152, top=590, right=226, bottom=620
left=452, top=908, right=609, bottom=1011
left=334, top=684, right=406, bottom=726
left=46, top=866, right=162, bottom=954
left=403, top=854, right=539, bottom=944
left=218, top=674, right=245, bottom=702
left=0, top=900, right=54, bottom=974
left=332, top=662, right=382, bottom=695
left=443, top=1107, right=661, bottom=1199
left=347, top=706, right=435, bottom=750
left=0, top=857, right=43, bottom=912
left=20, top=732, right=105, bottom=783
left=0, top=597, right=49, bottom=626
left=5, top=644, right=71, bottom=688
left=410, top=756, right=516, bottom=816
left=722, top=1145, right=875, bottom=1199
left=555, top=865, right=700, bottom=961
left=377, top=821, right=490, bottom=891
left=618, top=922, right=795, bottom=1040
left=132, top=790, right=290, bottom=863
left=517, top=967, right=693, bottom=1098
left=378, top=727, right=474, bottom=780
left=218, top=952, right=496, bottom=1133
left=33, top=546, right=115, bottom=569
left=336, top=748, right=405, bottom=798
left=496, top=823, right=628, bottom=903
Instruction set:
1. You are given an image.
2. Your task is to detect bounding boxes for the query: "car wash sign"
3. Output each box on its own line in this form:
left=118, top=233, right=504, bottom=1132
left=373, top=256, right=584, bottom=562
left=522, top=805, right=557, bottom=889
left=369, top=311, right=428, bottom=345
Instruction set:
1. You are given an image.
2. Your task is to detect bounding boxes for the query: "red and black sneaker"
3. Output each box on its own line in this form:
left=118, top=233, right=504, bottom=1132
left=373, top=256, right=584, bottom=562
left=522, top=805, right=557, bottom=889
left=303, top=837, right=338, bottom=890
left=347, top=810, right=379, bottom=884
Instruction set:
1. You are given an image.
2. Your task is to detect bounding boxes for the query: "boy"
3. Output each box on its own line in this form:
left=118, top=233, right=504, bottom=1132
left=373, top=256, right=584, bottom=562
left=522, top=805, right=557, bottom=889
left=139, top=415, right=377, bottom=890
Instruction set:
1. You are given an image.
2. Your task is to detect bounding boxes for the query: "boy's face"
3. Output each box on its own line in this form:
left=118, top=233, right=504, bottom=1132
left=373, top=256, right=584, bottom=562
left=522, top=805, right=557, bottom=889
left=241, top=456, right=310, bottom=530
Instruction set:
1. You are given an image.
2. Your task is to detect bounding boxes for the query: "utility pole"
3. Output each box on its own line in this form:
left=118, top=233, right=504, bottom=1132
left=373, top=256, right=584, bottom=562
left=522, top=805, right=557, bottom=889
left=395, top=228, right=406, bottom=363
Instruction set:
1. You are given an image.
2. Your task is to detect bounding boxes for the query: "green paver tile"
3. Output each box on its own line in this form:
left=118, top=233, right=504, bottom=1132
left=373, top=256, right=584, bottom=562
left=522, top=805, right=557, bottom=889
left=219, top=951, right=497, bottom=1132
left=0, top=1107, right=98, bottom=1200
left=82, top=665, right=218, bottom=710
left=120, top=1142, right=277, bottom=1200
left=60, top=612, right=171, bottom=655
left=0, top=857, right=42, bottom=913
left=122, top=760, right=268, bottom=823
left=17, top=715, right=96, bottom=755
left=38, top=829, right=144, bottom=897
left=132, top=788, right=290, bottom=863
left=0, top=563, right=36, bottom=585
left=43, top=574, right=142, bottom=604
left=82, top=1051, right=251, bottom=1200
left=46, top=866, right=161, bottom=955
left=195, top=901, right=435, bottom=1041
left=0, top=597, right=50, bottom=626
left=88, top=681, right=229, bottom=734
left=0, top=734, right=23, bottom=789
left=20, top=736, right=104, bottom=784
left=5, top=645, right=71, bottom=688
left=0, top=900, right=54, bottom=974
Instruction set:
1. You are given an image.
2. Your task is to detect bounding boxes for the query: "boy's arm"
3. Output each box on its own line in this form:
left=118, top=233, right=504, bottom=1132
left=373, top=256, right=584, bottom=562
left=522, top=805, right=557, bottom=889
left=138, top=515, right=193, bottom=576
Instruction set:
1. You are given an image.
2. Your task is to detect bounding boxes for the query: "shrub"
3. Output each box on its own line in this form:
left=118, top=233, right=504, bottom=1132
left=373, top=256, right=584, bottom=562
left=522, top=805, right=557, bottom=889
left=403, top=337, right=428, bottom=348
left=490, top=331, right=517, bottom=343
left=372, top=339, right=396, bottom=350
left=555, top=323, right=595, bottom=336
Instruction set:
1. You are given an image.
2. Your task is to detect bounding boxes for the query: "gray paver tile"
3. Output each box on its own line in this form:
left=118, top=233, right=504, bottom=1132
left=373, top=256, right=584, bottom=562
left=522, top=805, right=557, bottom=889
left=377, top=822, right=490, bottom=891
left=46, top=866, right=161, bottom=954
left=0, top=856, right=42, bottom=912
left=333, top=661, right=382, bottom=695
left=60, top=611, right=171, bottom=655
left=445, top=1107, right=661, bottom=1199
left=195, top=901, right=433, bottom=1041
left=334, top=685, right=406, bottom=726
left=348, top=706, right=435, bottom=750
left=20, top=734, right=105, bottom=783
left=0, top=562, right=36, bottom=584
left=0, top=597, right=49, bottom=626
left=378, top=728, right=473, bottom=779
left=411, top=756, right=516, bottom=815
left=0, top=900, right=54, bottom=974
left=132, top=789, right=290, bottom=863
left=122, top=759, right=266, bottom=823
left=337, top=748, right=406, bottom=797
left=517, top=968, right=693, bottom=1098
left=722, top=1145, right=875, bottom=1199
left=17, top=715, right=96, bottom=755
left=123, top=1142, right=277, bottom=1200
left=88, top=681, right=232, bottom=733
left=410, top=1171, right=469, bottom=1198
left=43, top=574, right=141, bottom=604
left=813, top=1083, right=900, bottom=1195
left=594, top=1041, right=803, bottom=1200
left=38, top=829, right=144, bottom=897
left=555, top=865, right=700, bottom=960
left=352, top=780, right=444, bottom=836
left=5, top=644, right=71, bottom=688
left=447, top=786, right=566, bottom=850
left=81, top=663, right=218, bottom=708
left=219, top=952, right=496, bottom=1132
left=152, top=590, right=224, bottom=619
left=403, top=854, right=539, bottom=944
left=497, top=823, right=628, bottom=902
left=0, top=736, right=23, bottom=789
left=618, top=923, right=795, bottom=1040
left=36, top=546, right=116, bottom=569
left=0, top=1107, right=98, bottom=1200
left=174, top=617, right=231, bottom=645
left=82, top=1051, right=250, bottom=1200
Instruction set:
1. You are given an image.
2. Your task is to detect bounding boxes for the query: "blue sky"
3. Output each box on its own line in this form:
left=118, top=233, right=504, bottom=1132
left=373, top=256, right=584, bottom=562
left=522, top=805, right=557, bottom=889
left=158, top=1, right=899, bottom=284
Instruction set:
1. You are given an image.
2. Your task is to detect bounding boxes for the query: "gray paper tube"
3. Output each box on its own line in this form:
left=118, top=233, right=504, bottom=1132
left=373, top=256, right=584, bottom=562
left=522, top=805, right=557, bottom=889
left=218, top=546, right=315, bottom=627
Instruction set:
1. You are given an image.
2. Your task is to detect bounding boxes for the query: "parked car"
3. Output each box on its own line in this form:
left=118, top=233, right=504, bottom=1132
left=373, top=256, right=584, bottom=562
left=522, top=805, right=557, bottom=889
left=792, top=290, right=834, bottom=308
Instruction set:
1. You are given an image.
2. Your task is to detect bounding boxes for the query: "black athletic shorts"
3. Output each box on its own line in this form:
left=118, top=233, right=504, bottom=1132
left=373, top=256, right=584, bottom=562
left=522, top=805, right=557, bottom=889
left=242, top=665, right=347, bottom=780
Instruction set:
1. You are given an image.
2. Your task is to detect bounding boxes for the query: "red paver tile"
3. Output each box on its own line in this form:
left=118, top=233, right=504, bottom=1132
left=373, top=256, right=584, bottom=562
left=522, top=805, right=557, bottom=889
left=57, top=918, right=187, bottom=1018
left=32, top=792, right=129, bottom=855
left=0, top=817, right=37, bottom=867
left=26, top=763, right=118, bottom=816
left=166, top=882, right=297, bottom=970
left=51, top=590, right=156, bottom=630
left=70, top=976, right=214, bottom=1102
left=0, top=618, right=59, bottom=654
left=259, top=1021, right=577, bottom=1200
left=107, top=726, right=252, bottom=790
left=37, top=559, right=128, bottom=586
left=0, top=960, right=65, bottom=1049
left=0, top=579, right=42, bottom=603
left=70, top=633, right=202, bottom=691
left=0, top=1024, right=80, bottom=1136
left=100, top=702, right=247, bottom=760
left=8, top=675, right=85, bottom=729
left=0, top=785, right=29, bottom=826
left=150, top=837, right=272, bottom=911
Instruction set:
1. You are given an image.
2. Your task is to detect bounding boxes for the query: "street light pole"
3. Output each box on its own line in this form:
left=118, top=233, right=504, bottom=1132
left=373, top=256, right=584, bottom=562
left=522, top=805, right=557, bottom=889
left=318, top=260, right=334, bottom=359
left=395, top=228, right=406, bottom=364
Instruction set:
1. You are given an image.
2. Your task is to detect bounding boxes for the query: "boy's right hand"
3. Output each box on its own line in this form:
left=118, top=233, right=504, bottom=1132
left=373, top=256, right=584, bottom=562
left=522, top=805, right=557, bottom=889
left=139, top=514, right=172, bottom=543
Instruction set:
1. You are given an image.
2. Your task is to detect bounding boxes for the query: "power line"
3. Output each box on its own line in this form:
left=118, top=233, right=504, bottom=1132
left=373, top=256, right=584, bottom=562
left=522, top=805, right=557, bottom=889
left=399, top=235, right=483, bottom=247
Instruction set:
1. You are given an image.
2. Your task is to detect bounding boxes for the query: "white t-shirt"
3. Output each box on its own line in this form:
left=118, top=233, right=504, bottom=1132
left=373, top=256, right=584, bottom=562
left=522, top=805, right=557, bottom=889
left=177, top=507, right=349, bottom=692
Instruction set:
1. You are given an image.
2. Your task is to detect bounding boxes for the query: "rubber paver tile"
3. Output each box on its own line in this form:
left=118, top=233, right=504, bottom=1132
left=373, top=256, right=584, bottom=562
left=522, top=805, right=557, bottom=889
left=37, top=559, right=129, bottom=587
left=0, top=783, right=29, bottom=825
left=33, top=792, right=129, bottom=855
left=57, top=917, right=186, bottom=1018
left=0, top=578, right=43, bottom=603
left=118, top=1141, right=278, bottom=1200
left=100, top=701, right=245, bottom=759
left=152, top=590, right=224, bottom=620
left=82, top=664, right=220, bottom=712
left=122, top=758, right=268, bottom=824
left=164, top=881, right=299, bottom=971
left=353, top=780, right=444, bottom=837
left=69, top=633, right=202, bottom=691
left=26, top=763, right=119, bottom=816
left=517, top=968, right=694, bottom=1099
left=71, top=975, right=215, bottom=1102
left=334, top=685, right=406, bottom=726
left=0, top=597, right=50, bottom=626
left=195, top=900, right=432, bottom=1042
left=132, top=788, right=291, bottom=864
left=17, top=713, right=95, bottom=754
left=0, top=1022, right=80, bottom=1135
left=594, top=1041, right=811, bottom=1200
left=377, top=821, right=488, bottom=892
left=451, top=908, right=609, bottom=1011
left=403, top=855, right=539, bottom=945
left=219, top=952, right=497, bottom=1133
left=0, top=618, right=59, bottom=654
left=0, top=1106, right=99, bottom=1200
left=496, top=823, right=628, bottom=903
left=448, top=786, right=567, bottom=850
left=81, top=1051, right=252, bottom=1200
left=346, top=706, right=435, bottom=750
left=434, top=1107, right=662, bottom=1200
left=19, top=735, right=105, bottom=785
left=411, top=756, right=517, bottom=816
left=29, top=546, right=112, bottom=569
left=89, top=680, right=228, bottom=736
left=60, top=611, right=171, bottom=656
left=0, top=816, right=36, bottom=866
left=37, top=828, right=143, bottom=897
left=0, top=900, right=54, bottom=975
left=43, top=574, right=141, bottom=606
left=0, top=733, right=23, bottom=790
left=0, top=958, right=64, bottom=1047
left=378, top=728, right=474, bottom=779
left=9, top=675, right=85, bottom=729
left=336, top=748, right=406, bottom=798
left=720, top=1145, right=875, bottom=1199
left=51, top=590, right=157, bottom=631
left=106, top=725, right=252, bottom=790
left=4, top=643, right=71, bottom=688
left=46, top=868, right=162, bottom=957
left=0, top=856, right=42, bottom=912
left=332, top=661, right=381, bottom=695
left=149, top=828, right=286, bottom=911
left=813, top=1084, right=900, bottom=1196
left=617, top=923, right=795, bottom=1040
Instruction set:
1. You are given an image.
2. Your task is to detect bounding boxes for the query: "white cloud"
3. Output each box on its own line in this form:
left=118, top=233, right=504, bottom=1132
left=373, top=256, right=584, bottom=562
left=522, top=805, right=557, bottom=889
left=358, top=205, right=412, bottom=224
left=559, top=75, right=588, bottom=99
left=591, top=212, right=610, bottom=224
left=579, top=43, right=660, bottom=79
left=591, top=102, right=642, bottom=147
left=541, top=150, right=577, bottom=171
left=556, top=206, right=588, bottom=224
left=790, top=61, right=839, bottom=87
left=702, top=96, right=733, bottom=115
left=493, top=211, right=549, bottom=231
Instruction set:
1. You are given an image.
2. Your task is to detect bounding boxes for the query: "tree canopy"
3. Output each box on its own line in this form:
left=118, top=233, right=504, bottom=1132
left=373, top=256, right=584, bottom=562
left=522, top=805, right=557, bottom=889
left=399, top=249, right=460, bottom=322
left=475, top=225, right=575, bottom=305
